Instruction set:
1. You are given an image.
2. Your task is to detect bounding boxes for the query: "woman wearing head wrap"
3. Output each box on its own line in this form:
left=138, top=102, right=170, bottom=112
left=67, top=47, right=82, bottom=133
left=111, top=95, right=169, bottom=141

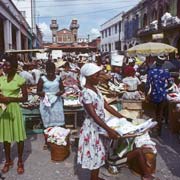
left=78, top=63, right=123, bottom=180
left=0, top=54, right=28, bottom=174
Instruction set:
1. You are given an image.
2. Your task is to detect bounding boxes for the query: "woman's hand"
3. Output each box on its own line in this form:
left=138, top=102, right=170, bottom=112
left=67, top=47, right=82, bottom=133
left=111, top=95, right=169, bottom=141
left=39, top=92, right=45, bottom=98
left=56, top=91, right=64, bottom=96
left=108, top=129, right=120, bottom=139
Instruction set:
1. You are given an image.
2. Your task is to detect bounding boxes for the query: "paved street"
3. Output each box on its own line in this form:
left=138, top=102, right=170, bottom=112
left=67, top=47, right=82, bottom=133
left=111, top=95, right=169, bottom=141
left=0, top=125, right=180, bottom=180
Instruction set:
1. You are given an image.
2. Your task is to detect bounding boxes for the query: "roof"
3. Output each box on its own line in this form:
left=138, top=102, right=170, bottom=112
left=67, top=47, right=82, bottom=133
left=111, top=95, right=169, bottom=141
left=57, top=28, right=71, bottom=33
left=5, top=49, right=49, bottom=54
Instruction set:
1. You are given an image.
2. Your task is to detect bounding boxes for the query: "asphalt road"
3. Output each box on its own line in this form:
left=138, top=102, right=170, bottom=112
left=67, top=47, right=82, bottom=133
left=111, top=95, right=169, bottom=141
left=0, top=125, right=179, bottom=180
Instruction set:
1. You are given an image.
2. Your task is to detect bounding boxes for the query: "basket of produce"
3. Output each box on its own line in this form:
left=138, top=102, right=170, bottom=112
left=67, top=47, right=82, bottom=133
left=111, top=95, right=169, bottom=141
left=44, top=127, right=70, bottom=161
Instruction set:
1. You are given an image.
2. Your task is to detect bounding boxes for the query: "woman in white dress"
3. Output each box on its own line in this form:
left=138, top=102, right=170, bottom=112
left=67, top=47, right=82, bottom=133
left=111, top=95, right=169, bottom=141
left=122, top=66, right=142, bottom=100
left=37, top=62, right=65, bottom=149
left=77, top=63, right=122, bottom=180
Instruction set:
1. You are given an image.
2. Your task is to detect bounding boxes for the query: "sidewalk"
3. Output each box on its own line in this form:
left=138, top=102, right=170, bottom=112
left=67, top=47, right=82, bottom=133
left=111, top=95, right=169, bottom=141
left=0, top=126, right=180, bottom=180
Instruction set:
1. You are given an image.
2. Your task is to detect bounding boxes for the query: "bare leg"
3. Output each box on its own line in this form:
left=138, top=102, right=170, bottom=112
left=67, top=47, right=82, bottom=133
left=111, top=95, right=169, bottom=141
left=155, top=101, right=165, bottom=135
left=91, top=169, right=99, bottom=180
left=3, top=142, right=11, bottom=162
left=17, top=141, right=24, bottom=162
left=43, top=133, right=48, bottom=150
left=1, top=142, right=13, bottom=173
left=17, top=141, right=24, bottom=174
left=91, top=169, right=105, bottom=180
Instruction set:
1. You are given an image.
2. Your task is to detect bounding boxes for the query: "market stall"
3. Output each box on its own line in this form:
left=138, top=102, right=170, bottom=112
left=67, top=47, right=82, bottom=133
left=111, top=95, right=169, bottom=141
left=21, top=85, right=84, bottom=135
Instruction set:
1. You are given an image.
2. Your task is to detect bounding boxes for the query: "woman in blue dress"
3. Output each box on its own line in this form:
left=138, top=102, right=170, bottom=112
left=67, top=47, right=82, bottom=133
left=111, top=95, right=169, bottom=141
left=37, top=62, right=65, bottom=149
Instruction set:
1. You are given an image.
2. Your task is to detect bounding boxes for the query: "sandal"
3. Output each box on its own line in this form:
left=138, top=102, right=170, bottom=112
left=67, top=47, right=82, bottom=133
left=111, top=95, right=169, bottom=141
left=17, top=161, right=24, bottom=175
left=1, top=160, right=13, bottom=173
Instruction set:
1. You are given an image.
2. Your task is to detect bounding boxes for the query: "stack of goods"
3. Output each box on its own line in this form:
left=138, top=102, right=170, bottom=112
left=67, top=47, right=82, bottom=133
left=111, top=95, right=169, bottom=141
left=106, top=117, right=157, bottom=137
left=63, top=77, right=81, bottom=107
left=98, top=81, right=125, bottom=96
left=44, top=127, right=71, bottom=161
left=63, top=94, right=81, bottom=107
left=20, top=87, right=40, bottom=109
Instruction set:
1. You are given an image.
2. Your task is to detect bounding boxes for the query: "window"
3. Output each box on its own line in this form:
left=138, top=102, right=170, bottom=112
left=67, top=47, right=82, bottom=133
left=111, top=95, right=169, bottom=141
left=119, top=22, right=121, bottom=32
left=143, top=13, right=147, bottom=27
left=105, top=29, right=107, bottom=37
left=109, top=27, right=111, bottom=36
left=52, top=20, right=57, bottom=24
left=115, top=24, right=117, bottom=34
left=102, top=31, right=104, bottom=38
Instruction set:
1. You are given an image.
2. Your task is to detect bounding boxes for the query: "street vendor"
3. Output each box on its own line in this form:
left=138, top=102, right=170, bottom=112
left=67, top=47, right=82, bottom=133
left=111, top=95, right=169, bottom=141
left=145, top=56, right=173, bottom=136
left=122, top=66, right=142, bottom=100
left=77, top=63, right=155, bottom=180
left=37, top=61, right=65, bottom=150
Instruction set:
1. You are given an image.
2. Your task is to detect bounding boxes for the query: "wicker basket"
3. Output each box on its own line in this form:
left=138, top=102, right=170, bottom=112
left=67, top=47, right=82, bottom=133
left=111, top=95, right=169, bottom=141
left=49, top=135, right=70, bottom=162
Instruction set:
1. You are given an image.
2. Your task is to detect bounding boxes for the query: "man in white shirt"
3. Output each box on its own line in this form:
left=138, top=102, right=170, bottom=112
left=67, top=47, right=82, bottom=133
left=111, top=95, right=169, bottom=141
left=19, top=64, right=35, bottom=85
left=31, top=64, right=42, bottom=84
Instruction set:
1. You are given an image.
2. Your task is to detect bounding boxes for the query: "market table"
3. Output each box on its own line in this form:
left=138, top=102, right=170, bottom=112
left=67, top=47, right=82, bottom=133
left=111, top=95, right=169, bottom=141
left=21, top=106, right=84, bottom=135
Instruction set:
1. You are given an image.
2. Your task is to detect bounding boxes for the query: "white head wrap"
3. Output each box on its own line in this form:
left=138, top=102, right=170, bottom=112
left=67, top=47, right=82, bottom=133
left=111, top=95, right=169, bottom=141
left=80, top=63, right=102, bottom=87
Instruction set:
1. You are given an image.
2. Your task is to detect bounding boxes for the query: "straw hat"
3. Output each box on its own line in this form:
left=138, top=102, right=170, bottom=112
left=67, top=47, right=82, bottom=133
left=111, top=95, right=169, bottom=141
left=157, top=55, right=166, bottom=61
left=55, top=60, right=66, bottom=68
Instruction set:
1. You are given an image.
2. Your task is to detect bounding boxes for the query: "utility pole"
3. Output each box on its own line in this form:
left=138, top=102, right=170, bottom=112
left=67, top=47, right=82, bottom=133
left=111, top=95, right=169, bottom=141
left=30, top=0, right=33, bottom=49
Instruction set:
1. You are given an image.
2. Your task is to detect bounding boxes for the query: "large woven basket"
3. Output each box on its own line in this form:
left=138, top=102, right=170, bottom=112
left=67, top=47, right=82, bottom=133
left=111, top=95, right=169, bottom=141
left=49, top=135, right=70, bottom=162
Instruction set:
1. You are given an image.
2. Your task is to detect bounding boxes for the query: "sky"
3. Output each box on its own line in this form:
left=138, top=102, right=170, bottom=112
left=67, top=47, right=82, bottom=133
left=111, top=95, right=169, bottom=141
left=35, top=0, right=141, bottom=42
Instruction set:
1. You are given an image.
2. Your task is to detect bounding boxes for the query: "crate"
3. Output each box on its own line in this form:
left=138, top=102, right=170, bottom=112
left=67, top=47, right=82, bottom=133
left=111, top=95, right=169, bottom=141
left=120, top=100, right=143, bottom=110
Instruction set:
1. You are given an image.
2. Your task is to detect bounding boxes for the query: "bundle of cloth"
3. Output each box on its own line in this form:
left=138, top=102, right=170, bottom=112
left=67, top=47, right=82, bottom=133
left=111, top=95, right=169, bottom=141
left=44, top=127, right=70, bottom=146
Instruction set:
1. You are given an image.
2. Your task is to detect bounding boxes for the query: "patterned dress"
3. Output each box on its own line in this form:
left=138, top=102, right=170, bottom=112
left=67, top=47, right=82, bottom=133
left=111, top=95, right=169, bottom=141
left=39, top=75, right=65, bottom=128
left=0, top=74, right=26, bottom=143
left=146, top=67, right=172, bottom=103
left=77, top=88, right=106, bottom=170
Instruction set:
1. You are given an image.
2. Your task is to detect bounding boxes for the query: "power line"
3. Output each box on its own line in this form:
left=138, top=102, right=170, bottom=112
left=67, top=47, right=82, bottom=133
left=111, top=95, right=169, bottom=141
left=36, top=0, right=131, bottom=2
left=34, top=5, right=135, bottom=19
left=18, top=1, right=134, bottom=9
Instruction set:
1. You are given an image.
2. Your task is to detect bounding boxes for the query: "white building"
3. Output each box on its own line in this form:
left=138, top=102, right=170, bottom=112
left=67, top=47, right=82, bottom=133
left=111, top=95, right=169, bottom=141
left=12, top=0, right=36, bottom=34
left=100, top=12, right=124, bottom=53
left=12, top=0, right=43, bottom=48
left=0, top=0, right=31, bottom=53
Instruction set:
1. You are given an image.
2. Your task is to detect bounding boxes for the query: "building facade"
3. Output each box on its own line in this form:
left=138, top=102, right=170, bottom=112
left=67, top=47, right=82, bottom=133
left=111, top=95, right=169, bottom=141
left=101, top=0, right=180, bottom=53
left=12, top=0, right=43, bottom=49
left=50, top=19, right=79, bottom=44
left=57, top=28, right=74, bottom=44
left=121, top=4, right=140, bottom=50
left=100, top=13, right=124, bottom=53
left=0, top=0, right=32, bottom=54
left=136, top=0, right=180, bottom=53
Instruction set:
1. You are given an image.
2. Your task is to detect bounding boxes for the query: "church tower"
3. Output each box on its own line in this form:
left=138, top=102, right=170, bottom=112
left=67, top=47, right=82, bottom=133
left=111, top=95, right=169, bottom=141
left=50, top=19, right=59, bottom=44
left=70, top=19, right=79, bottom=43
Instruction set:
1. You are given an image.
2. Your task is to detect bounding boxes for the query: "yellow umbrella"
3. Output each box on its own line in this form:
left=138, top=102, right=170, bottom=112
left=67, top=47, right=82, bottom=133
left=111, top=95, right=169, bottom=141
left=127, top=42, right=178, bottom=57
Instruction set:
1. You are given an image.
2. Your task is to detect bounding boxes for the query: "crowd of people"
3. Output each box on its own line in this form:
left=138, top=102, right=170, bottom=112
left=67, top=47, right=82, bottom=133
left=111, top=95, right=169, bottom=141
left=0, top=51, right=180, bottom=180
